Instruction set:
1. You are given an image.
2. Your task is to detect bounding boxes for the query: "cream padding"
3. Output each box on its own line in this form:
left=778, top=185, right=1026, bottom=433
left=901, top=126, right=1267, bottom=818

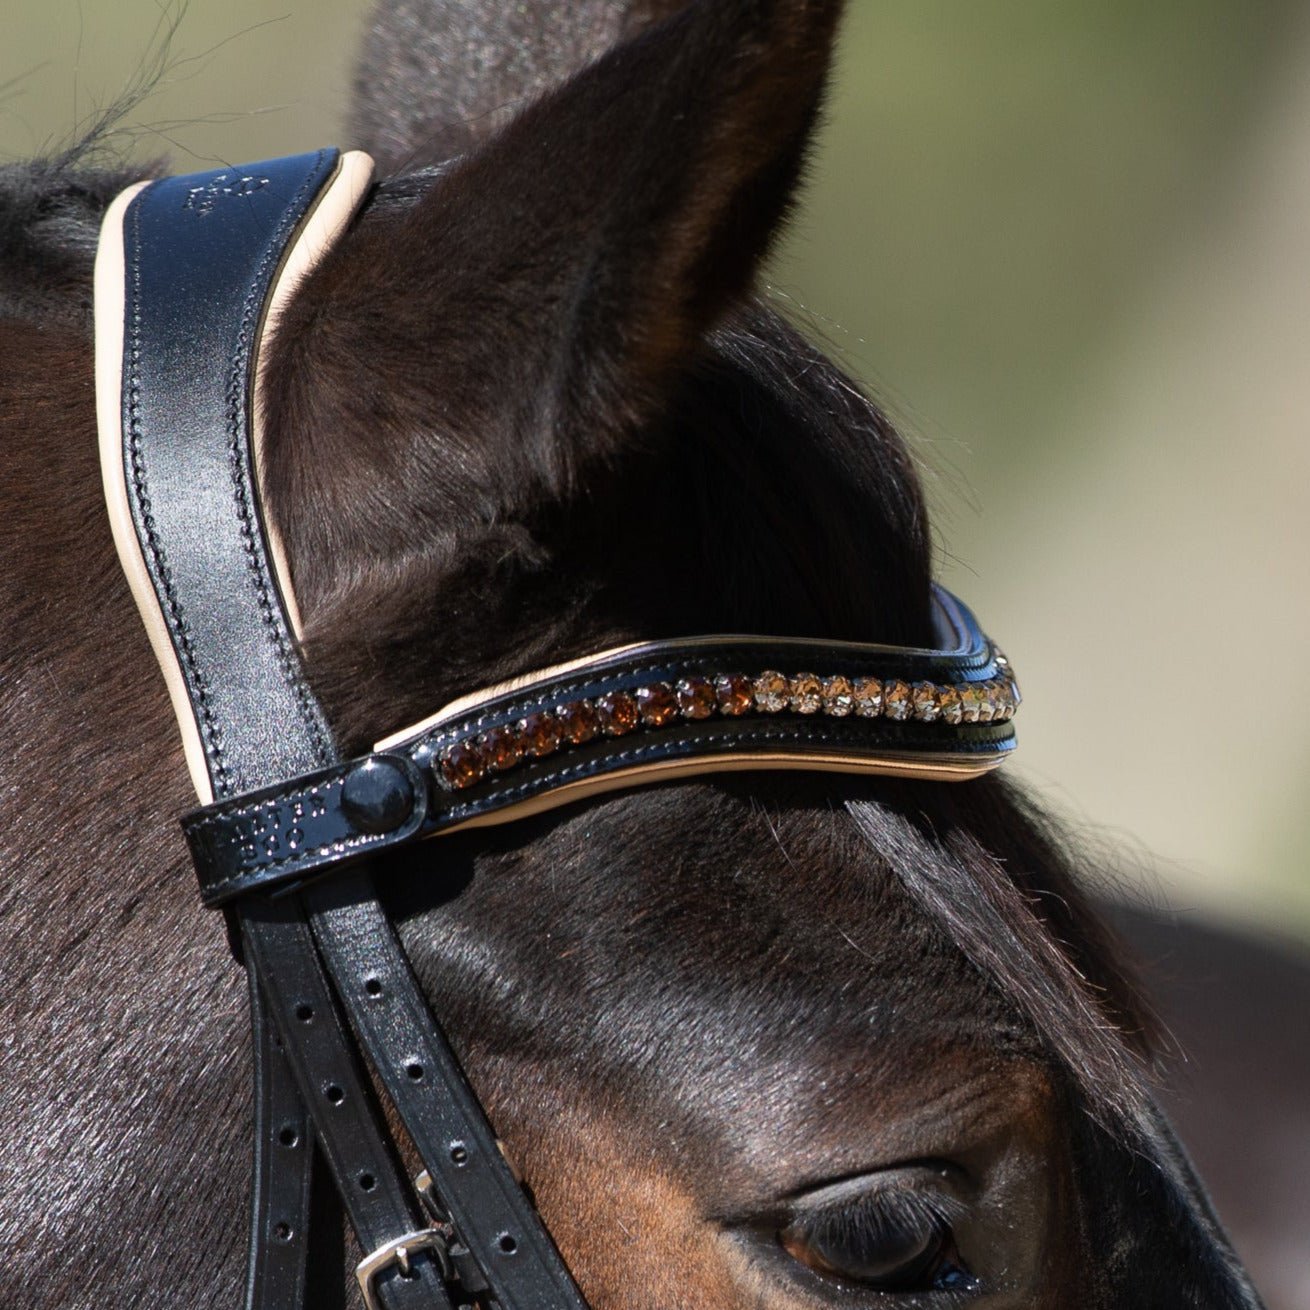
left=431, top=748, right=1006, bottom=839
left=92, top=180, right=222, bottom=797
left=253, top=150, right=375, bottom=639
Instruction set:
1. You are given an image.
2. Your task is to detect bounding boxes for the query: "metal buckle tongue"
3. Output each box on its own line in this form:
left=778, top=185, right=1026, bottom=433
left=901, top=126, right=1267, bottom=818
left=356, top=1227, right=453, bottom=1310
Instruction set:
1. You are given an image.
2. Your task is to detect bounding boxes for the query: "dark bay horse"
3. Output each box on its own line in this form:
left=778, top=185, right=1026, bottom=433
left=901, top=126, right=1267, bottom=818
left=0, top=1, right=1269, bottom=1305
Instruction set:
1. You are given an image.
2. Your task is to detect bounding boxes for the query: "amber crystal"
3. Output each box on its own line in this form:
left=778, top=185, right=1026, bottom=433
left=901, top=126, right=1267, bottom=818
left=715, top=674, right=755, bottom=717
left=676, top=677, right=716, bottom=720
left=520, top=711, right=562, bottom=757
left=636, top=683, right=679, bottom=727
left=754, top=671, right=790, bottom=713
left=883, top=680, right=912, bottom=721
left=482, top=725, right=523, bottom=772
left=937, top=685, right=963, bottom=725
left=976, top=683, right=997, bottom=723
left=822, top=675, right=854, bottom=717
left=789, top=673, right=824, bottom=714
left=911, top=682, right=940, bottom=722
left=440, top=739, right=486, bottom=790
left=557, top=699, right=601, bottom=745
left=851, top=676, right=883, bottom=717
left=959, top=684, right=984, bottom=723
left=596, top=690, right=639, bottom=736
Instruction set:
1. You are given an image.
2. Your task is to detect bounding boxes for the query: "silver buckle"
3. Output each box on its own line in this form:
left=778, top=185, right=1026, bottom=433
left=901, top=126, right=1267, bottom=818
left=355, top=1228, right=452, bottom=1310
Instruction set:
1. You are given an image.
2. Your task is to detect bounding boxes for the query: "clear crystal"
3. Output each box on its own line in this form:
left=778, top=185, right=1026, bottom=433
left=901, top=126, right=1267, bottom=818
left=754, top=671, right=790, bottom=713
left=822, top=675, right=854, bottom=716
left=959, top=684, right=983, bottom=723
left=851, top=676, right=883, bottom=717
left=883, top=680, right=912, bottom=721
left=990, top=679, right=1013, bottom=721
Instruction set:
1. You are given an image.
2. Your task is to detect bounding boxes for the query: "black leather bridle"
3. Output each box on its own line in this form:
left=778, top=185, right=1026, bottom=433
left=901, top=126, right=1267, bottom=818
left=94, top=149, right=1020, bottom=1310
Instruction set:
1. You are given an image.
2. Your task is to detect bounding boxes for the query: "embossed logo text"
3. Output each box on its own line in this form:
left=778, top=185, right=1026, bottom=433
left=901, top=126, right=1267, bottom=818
left=184, top=173, right=271, bottom=217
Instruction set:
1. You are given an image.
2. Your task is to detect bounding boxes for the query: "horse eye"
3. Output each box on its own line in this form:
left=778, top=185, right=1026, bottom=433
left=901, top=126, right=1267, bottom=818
left=778, top=1187, right=977, bottom=1295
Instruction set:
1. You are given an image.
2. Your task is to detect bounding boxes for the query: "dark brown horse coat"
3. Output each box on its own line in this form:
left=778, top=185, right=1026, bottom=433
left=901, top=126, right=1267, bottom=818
left=0, top=1, right=1273, bottom=1306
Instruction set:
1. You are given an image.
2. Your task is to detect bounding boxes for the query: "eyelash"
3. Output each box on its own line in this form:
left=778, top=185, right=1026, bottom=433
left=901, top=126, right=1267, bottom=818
left=796, top=1185, right=965, bottom=1252
left=775, top=1178, right=975, bottom=1300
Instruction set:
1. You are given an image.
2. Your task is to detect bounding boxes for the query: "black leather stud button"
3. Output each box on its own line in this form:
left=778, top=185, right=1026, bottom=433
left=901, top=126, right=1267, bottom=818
left=340, top=758, right=415, bottom=834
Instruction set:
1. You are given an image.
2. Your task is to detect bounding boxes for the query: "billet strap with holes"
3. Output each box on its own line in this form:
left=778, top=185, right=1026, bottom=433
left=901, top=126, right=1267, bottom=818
left=96, top=150, right=590, bottom=1310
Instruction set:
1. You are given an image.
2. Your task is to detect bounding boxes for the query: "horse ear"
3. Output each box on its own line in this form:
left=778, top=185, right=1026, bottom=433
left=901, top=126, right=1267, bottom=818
left=350, top=0, right=700, bottom=168
left=265, top=0, right=845, bottom=611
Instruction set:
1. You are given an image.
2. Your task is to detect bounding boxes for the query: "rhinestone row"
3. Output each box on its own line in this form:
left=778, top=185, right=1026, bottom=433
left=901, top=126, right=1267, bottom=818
left=436, top=666, right=1020, bottom=790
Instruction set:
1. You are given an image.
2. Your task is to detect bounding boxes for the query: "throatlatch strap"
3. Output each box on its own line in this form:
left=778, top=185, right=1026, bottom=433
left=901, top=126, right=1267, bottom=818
left=245, top=971, right=315, bottom=1310
left=96, top=150, right=588, bottom=1310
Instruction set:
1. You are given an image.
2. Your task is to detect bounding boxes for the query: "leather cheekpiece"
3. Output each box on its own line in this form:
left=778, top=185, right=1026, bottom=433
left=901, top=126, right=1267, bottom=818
left=115, top=150, right=340, bottom=798
left=99, top=150, right=590, bottom=1310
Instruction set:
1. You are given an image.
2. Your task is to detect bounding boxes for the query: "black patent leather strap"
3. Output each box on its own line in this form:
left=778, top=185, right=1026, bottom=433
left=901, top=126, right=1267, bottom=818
left=305, top=875, right=590, bottom=1309
left=241, top=910, right=456, bottom=1310
left=246, top=974, right=315, bottom=1310
left=121, top=151, right=338, bottom=800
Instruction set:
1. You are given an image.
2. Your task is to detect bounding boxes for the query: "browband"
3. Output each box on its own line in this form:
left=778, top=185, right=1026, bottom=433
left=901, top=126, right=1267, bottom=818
left=94, top=147, right=1019, bottom=1310
left=187, top=600, right=1018, bottom=907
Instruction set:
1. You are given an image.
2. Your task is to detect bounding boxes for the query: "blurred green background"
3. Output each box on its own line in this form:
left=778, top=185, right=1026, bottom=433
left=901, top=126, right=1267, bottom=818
left=5, top=0, right=1309, bottom=941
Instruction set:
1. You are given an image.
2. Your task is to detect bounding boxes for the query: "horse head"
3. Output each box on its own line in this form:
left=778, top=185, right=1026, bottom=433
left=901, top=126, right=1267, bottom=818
left=0, top=1, right=1263, bottom=1306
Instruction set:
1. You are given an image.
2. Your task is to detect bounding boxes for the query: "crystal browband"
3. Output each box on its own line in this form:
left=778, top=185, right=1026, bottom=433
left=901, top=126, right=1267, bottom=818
left=435, top=661, right=1019, bottom=791
left=183, top=587, right=1019, bottom=907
